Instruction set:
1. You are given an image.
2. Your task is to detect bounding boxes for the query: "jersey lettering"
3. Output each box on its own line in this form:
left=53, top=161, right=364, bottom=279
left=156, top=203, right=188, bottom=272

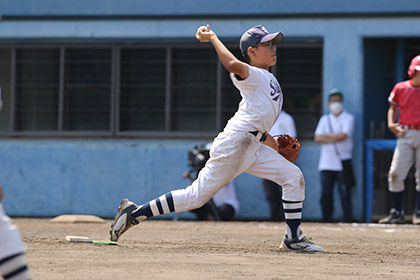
left=270, top=80, right=282, bottom=101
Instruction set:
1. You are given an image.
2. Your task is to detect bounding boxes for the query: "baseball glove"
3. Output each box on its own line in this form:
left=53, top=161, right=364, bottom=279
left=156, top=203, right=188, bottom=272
left=276, top=134, right=301, bottom=162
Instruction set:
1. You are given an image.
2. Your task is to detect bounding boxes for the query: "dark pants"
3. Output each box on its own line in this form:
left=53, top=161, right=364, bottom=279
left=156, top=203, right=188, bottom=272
left=191, top=201, right=235, bottom=221
left=320, top=170, right=353, bottom=223
left=262, top=179, right=284, bottom=222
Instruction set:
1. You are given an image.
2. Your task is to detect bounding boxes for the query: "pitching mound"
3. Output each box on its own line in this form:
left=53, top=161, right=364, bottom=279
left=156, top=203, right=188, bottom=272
left=49, top=214, right=106, bottom=223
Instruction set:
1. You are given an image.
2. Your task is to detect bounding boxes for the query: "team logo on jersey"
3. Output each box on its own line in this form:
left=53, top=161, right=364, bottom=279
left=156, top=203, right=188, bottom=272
left=269, top=80, right=282, bottom=101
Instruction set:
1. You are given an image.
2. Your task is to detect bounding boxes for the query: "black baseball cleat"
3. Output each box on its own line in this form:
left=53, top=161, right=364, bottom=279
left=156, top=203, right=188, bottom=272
left=280, top=233, right=324, bottom=252
left=378, top=208, right=405, bottom=224
left=110, top=199, right=139, bottom=242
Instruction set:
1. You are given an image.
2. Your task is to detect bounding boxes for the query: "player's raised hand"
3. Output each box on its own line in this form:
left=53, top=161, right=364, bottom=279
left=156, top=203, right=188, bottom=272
left=196, top=24, right=214, bottom=42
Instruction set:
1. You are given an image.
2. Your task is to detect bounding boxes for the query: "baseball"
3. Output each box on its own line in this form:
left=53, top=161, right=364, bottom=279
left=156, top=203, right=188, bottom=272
left=197, top=25, right=207, bottom=33
left=196, top=25, right=207, bottom=40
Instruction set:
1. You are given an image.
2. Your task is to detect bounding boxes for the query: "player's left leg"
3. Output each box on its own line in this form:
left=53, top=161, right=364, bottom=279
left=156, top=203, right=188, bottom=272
left=245, top=145, right=323, bottom=252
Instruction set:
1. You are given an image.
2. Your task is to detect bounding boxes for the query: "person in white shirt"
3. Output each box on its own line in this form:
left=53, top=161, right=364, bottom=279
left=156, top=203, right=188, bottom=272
left=110, top=24, right=323, bottom=252
left=314, top=89, right=355, bottom=223
left=263, top=111, right=297, bottom=221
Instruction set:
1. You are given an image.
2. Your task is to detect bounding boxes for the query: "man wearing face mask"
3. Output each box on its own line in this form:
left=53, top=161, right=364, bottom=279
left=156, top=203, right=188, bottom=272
left=314, top=89, right=355, bottom=222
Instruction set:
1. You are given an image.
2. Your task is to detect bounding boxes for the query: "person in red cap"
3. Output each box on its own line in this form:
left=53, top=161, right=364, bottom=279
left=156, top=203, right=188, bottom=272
left=109, top=24, right=323, bottom=252
left=379, top=55, right=420, bottom=225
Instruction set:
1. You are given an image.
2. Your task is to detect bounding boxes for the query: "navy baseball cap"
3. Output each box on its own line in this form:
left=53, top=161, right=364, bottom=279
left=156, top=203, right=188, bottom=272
left=239, top=25, right=284, bottom=57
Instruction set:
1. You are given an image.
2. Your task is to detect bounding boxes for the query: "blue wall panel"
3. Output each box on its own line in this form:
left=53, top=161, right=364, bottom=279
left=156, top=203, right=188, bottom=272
left=0, top=0, right=418, bottom=17
left=0, top=139, right=331, bottom=220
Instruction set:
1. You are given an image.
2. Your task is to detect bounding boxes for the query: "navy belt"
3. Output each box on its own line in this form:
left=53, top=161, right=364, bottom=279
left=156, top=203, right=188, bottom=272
left=249, top=131, right=267, bottom=142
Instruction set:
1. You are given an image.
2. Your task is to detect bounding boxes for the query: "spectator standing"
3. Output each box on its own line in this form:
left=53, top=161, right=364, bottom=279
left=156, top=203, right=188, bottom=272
left=314, top=89, right=355, bottom=223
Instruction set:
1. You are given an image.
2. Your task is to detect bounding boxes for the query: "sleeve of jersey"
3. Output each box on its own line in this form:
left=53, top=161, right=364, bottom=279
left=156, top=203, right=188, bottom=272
left=388, top=84, right=400, bottom=107
left=230, top=65, right=262, bottom=94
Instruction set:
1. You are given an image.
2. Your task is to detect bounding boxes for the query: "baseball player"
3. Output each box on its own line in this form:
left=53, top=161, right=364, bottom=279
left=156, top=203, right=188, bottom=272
left=0, top=186, right=32, bottom=280
left=379, top=55, right=420, bottom=225
left=110, top=24, right=323, bottom=252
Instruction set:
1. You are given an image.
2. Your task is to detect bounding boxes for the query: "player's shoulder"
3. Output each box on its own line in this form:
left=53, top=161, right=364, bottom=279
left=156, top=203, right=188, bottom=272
left=393, top=80, right=411, bottom=91
left=232, top=64, right=264, bottom=82
left=341, top=111, right=355, bottom=121
left=316, top=114, right=328, bottom=125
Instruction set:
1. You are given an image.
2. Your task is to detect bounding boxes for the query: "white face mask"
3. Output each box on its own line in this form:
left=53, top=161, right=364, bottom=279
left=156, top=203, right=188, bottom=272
left=329, top=102, right=343, bottom=115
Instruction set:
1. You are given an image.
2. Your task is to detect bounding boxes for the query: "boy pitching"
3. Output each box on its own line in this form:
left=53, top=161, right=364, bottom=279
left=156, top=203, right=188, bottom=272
left=110, top=24, right=323, bottom=252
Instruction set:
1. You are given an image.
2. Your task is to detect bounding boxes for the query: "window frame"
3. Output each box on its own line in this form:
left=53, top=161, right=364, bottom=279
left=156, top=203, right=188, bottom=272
left=0, top=42, right=323, bottom=139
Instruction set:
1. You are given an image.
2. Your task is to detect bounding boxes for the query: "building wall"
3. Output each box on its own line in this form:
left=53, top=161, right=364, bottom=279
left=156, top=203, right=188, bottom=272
left=1, top=1, right=420, bottom=220
left=0, top=138, right=323, bottom=220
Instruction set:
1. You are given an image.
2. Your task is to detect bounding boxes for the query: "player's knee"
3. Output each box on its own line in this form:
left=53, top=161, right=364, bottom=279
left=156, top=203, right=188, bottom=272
left=388, top=171, right=405, bottom=192
left=187, top=193, right=211, bottom=209
left=388, top=178, right=405, bottom=192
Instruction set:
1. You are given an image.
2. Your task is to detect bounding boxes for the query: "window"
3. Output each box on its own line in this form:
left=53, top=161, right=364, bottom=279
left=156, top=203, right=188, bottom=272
left=221, top=48, right=242, bottom=128
left=171, top=48, right=217, bottom=132
left=120, top=48, right=166, bottom=131
left=63, top=48, right=112, bottom=131
left=0, top=42, right=323, bottom=138
left=15, top=48, right=60, bottom=131
left=275, top=45, right=323, bottom=139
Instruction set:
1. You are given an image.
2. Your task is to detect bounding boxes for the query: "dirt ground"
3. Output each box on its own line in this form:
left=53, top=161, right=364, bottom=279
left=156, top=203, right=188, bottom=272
left=12, top=218, right=420, bottom=280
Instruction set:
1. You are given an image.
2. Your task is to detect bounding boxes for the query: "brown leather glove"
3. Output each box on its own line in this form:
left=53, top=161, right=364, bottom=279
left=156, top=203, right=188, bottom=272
left=276, top=134, right=301, bottom=162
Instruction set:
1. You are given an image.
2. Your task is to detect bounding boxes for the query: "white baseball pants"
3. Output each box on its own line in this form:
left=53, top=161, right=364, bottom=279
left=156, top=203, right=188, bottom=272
left=388, top=129, right=420, bottom=192
left=172, top=130, right=305, bottom=212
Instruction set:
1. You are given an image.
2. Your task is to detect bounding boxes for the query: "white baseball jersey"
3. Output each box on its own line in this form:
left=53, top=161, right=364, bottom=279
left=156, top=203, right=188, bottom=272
left=225, top=65, right=283, bottom=133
